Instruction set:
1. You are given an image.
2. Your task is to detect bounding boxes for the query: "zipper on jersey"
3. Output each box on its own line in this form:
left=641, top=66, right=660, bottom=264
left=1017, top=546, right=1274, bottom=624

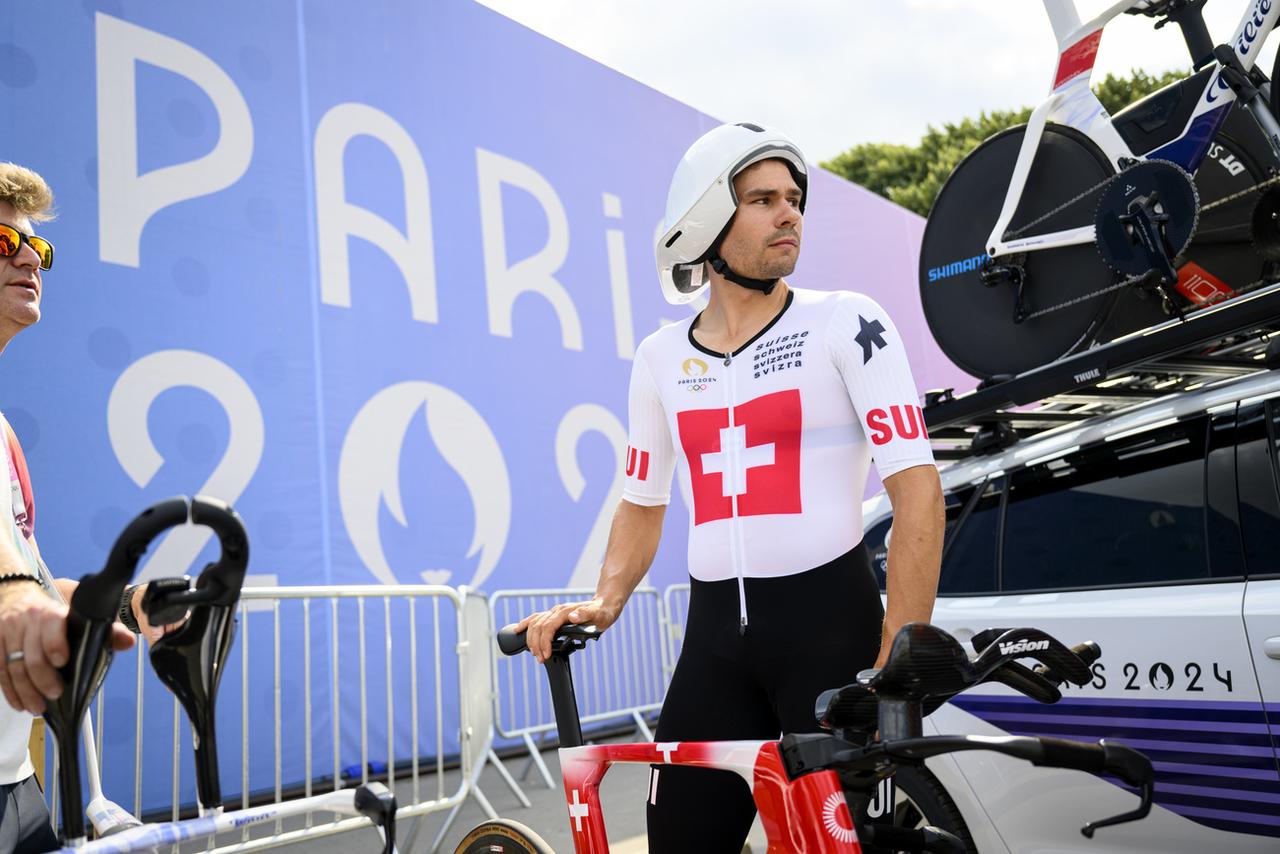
left=723, top=351, right=749, bottom=636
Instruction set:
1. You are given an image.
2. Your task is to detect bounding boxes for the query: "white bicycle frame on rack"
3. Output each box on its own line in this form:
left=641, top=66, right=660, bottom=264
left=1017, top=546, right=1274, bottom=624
left=986, top=0, right=1280, bottom=260
left=55, top=786, right=397, bottom=854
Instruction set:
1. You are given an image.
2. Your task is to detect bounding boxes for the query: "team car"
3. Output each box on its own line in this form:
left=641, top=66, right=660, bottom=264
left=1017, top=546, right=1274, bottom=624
left=862, top=310, right=1280, bottom=851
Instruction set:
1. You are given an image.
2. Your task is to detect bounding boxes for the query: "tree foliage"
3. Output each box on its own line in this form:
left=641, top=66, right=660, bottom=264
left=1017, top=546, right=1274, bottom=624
left=821, top=69, right=1188, bottom=216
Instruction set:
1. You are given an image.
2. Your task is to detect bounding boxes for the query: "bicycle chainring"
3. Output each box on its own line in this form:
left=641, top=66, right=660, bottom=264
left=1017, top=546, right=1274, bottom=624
left=1094, top=160, right=1199, bottom=277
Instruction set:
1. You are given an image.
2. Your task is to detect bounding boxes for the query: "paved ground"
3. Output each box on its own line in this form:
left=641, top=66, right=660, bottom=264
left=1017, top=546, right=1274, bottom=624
left=172, top=733, right=766, bottom=852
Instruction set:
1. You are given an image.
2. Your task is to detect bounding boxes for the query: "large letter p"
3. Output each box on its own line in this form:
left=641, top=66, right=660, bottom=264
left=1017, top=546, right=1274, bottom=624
left=96, top=13, right=252, bottom=267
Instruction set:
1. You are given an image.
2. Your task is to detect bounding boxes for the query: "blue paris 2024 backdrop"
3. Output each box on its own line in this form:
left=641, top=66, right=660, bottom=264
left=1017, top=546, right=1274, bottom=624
left=0, top=0, right=964, bottom=811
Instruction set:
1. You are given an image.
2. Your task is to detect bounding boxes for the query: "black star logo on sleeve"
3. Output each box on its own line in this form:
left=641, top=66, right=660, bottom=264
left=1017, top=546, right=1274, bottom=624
left=855, top=315, right=888, bottom=364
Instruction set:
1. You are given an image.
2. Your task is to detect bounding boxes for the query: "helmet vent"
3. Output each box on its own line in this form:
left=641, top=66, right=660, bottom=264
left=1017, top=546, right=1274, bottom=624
left=735, top=122, right=765, bottom=132
left=664, top=230, right=683, bottom=248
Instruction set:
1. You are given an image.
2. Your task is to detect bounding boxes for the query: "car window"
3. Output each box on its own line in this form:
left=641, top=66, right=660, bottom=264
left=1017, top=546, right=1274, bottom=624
left=864, top=516, right=892, bottom=589
left=1239, top=401, right=1280, bottom=577
left=1001, top=417, right=1210, bottom=591
left=939, top=477, right=1001, bottom=596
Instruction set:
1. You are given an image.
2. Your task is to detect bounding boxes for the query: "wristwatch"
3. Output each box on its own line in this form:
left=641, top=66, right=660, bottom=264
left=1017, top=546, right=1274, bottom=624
left=118, top=583, right=142, bottom=633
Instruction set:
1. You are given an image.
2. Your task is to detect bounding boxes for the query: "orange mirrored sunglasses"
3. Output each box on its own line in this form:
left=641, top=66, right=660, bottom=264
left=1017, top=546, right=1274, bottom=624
left=0, top=222, right=53, bottom=270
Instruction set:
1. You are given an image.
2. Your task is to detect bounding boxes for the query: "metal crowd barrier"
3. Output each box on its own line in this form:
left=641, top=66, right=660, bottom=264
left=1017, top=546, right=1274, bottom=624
left=39, top=580, right=695, bottom=850
left=47, top=584, right=480, bottom=853
left=477, top=588, right=668, bottom=798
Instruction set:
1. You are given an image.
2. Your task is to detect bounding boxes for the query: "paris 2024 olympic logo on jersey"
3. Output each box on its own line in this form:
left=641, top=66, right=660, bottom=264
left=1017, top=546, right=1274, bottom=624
left=676, top=389, right=802, bottom=525
left=678, top=357, right=717, bottom=393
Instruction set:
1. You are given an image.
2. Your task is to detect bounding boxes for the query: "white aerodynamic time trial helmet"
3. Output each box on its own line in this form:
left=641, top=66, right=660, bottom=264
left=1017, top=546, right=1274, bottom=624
left=655, top=122, right=808, bottom=305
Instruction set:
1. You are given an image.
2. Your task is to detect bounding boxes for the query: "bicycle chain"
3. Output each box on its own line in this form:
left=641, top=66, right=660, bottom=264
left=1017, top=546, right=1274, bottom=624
left=1004, top=166, right=1280, bottom=319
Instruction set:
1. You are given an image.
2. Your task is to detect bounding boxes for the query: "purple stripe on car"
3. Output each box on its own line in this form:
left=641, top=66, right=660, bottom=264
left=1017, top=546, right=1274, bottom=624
left=1168, top=802, right=1280, bottom=827
left=1154, top=761, right=1280, bottom=781
left=1157, top=782, right=1280, bottom=805
left=975, top=711, right=1269, bottom=734
left=955, top=696, right=1264, bottom=713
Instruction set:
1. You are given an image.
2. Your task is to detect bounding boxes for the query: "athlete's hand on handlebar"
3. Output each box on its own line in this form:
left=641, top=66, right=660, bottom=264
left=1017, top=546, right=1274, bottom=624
left=515, top=597, right=619, bottom=664
left=128, top=584, right=188, bottom=643
left=0, top=582, right=133, bottom=715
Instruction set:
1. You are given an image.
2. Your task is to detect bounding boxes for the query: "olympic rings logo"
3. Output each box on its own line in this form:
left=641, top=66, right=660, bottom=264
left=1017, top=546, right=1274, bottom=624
left=686, top=383, right=710, bottom=393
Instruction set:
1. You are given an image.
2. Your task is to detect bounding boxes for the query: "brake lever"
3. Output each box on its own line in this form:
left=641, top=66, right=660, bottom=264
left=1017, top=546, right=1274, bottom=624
left=1082, top=779, right=1154, bottom=838
left=1081, top=739, right=1155, bottom=837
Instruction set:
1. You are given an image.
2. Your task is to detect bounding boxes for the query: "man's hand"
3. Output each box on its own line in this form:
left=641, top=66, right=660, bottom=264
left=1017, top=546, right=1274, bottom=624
left=515, top=597, right=620, bottom=664
left=0, top=582, right=133, bottom=714
left=131, top=585, right=187, bottom=643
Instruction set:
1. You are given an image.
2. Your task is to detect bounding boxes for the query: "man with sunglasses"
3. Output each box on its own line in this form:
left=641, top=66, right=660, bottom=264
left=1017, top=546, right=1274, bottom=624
left=0, top=163, right=177, bottom=852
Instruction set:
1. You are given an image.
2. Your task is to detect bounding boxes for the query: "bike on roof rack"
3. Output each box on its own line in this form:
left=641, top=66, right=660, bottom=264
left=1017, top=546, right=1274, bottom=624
left=42, top=496, right=398, bottom=854
left=456, top=622, right=1155, bottom=853
left=921, top=0, right=1280, bottom=380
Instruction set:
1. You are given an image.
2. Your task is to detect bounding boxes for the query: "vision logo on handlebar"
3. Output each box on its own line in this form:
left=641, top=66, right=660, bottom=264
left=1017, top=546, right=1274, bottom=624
left=997, top=638, right=1049, bottom=656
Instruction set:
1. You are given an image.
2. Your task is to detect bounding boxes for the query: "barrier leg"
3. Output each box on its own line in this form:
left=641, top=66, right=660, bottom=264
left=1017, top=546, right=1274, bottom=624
left=632, top=710, right=653, bottom=742
left=487, top=748, right=533, bottom=807
left=520, top=732, right=556, bottom=789
left=427, top=751, right=503, bottom=853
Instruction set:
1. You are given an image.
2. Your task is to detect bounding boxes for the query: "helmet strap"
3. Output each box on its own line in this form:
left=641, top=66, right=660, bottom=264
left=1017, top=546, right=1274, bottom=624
left=709, top=254, right=779, bottom=295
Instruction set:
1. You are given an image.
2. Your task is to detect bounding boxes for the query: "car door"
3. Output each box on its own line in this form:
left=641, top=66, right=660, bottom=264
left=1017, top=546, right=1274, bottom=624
left=928, top=414, right=1276, bottom=851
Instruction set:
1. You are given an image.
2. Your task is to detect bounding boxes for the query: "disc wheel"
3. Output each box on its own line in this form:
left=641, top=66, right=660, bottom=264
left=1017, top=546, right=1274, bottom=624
left=920, top=124, right=1120, bottom=379
left=892, top=766, right=976, bottom=852
left=454, top=818, right=555, bottom=854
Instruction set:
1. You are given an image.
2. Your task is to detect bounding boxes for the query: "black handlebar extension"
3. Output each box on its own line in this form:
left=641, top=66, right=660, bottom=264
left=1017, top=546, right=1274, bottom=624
left=145, top=495, right=249, bottom=813
left=46, top=495, right=248, bottom=844
left=47, top=497, right=200, bottom=844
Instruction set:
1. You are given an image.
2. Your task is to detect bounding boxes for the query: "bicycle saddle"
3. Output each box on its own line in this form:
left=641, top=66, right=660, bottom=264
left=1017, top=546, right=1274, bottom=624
left=145, top=495, right=249, bottom=813
left=44, top=497, right=192, bottom=844
left=497, top=622, right=601, bottom=656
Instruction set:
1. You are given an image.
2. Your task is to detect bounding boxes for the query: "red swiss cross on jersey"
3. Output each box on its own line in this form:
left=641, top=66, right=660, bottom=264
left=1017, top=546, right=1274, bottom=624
left=676, top=389, right=803, bottom=525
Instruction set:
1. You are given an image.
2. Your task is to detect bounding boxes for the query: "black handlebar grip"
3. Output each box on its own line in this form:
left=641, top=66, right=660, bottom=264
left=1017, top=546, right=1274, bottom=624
left=72, top=497, right=191, bottom=622
left=988, top=661, right=1062, bottom=704
left=1072, top=641, right=1101, bottom=666
left=1034, top=736, right=1108, bottom=774
left=1101, top=739, right=1154, bottom=788
left=496, top=624, right=528, bottom=656
left=190, top=495, right=249, bottom=566
left=1035, top=640, right=1101, bottom=687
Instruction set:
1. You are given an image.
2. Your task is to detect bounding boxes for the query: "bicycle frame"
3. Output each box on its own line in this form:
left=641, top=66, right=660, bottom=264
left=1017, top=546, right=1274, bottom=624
left=54, top=786, right=397, bottom=854
left=986, top=0, right=1280, bottom=259
left=556, top=739, right=864, bottom=853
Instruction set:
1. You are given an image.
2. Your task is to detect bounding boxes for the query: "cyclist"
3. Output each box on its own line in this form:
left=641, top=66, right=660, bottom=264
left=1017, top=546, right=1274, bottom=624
left=517, top=123, right=944, bottom=851
left=0, top=163, right=178, bottom=853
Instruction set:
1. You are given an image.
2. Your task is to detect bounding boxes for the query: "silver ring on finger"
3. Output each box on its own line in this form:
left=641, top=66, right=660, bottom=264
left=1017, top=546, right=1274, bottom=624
left=5, top=650, right=23, bottom=664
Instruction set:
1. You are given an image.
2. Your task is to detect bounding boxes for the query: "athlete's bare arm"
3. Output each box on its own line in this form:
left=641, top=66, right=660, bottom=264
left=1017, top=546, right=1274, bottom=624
left=518, top=500, right=666, bottom=663
left=875, top=463, right=944, bottom=669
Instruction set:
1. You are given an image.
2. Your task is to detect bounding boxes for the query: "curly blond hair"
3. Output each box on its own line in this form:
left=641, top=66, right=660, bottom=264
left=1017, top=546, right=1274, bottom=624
left=0, top=162, right=54, bottom=223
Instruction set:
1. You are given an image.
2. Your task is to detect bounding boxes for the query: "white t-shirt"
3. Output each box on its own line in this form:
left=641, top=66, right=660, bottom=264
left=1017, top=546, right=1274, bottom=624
left=0, top=412, right=44, bottom=784
left=622, top=287, right=934, bottom=596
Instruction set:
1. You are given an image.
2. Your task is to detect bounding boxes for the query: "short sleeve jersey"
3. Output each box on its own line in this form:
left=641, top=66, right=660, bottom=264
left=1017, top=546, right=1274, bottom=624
left=0, top=413, right=42, bottom=784
left=622, top=287, right=934, bottom=582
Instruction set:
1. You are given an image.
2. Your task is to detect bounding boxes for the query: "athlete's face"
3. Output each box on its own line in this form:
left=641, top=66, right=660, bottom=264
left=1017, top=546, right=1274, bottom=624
left=0, top=200, right=43, bottom=345
left=719, top=159, right=803, bottom=280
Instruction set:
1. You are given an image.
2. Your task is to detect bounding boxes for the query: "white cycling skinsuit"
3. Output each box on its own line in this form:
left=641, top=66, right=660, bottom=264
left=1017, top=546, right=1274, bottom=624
left=622, top=286, right=936, bottom=626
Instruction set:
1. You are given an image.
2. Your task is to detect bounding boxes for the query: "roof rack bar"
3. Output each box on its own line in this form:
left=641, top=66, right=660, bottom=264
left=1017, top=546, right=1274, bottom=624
left=924, top=280, right=1280, bottom=432
left=1150, top=357, right=1261, bottom=376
